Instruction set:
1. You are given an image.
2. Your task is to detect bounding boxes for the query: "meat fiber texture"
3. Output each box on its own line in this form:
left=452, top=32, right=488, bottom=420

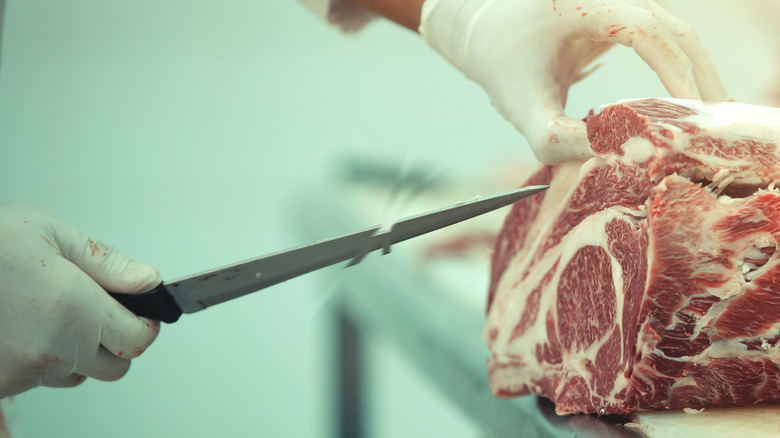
left=486, top=98, right=780, bottom=415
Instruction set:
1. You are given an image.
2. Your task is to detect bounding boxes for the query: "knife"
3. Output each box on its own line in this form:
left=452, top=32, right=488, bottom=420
left=109, top=185, right=548, bottom=323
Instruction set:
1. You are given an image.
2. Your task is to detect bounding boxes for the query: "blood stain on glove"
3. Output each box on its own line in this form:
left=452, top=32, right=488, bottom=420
left=40, top=235, right=54, bottom=248
left=38, top=354, right=61, bottom=365
left=27, top=354, right=62, bottom=375
left=88, top=239, right=108, bottom=257
left=117, top=345, right=149, bottom=358
left=607, top=24, right=628, bottom=37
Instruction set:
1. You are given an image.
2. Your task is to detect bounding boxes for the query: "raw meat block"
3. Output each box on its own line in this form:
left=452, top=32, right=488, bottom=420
left=485, top=98, right=780, bottom=415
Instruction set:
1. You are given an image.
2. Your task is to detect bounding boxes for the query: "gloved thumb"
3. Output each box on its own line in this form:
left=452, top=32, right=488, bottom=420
left=54, top=224, right=161, bottom=295
left=492, top=76, right=592, bottom=164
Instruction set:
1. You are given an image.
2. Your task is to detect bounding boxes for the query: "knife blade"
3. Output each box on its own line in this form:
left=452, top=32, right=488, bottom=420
left=109, top=185, right=548, bottom=323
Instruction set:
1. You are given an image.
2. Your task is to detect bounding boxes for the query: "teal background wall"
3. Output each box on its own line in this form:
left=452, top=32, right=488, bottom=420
left=0, top=1, right=775, bottom=436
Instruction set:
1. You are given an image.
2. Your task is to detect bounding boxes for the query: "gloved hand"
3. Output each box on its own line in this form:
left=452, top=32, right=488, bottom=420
left=0, top=202, right=161, bottom=398
left=419, top=0, right=730, bottom=164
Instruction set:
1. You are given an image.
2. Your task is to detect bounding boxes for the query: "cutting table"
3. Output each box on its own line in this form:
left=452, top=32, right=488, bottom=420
left=299, top=159, right=780, bottom=438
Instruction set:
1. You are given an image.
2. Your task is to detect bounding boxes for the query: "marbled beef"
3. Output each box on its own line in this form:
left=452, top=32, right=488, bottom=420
left=486, top=98, right=780, bottom=415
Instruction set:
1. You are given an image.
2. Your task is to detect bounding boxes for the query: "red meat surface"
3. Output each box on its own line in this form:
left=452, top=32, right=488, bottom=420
left=486, top=98, right=780, bottom=415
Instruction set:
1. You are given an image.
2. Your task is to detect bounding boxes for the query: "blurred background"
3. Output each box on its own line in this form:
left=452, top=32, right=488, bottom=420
left=0, top=1, right=777, bottom=437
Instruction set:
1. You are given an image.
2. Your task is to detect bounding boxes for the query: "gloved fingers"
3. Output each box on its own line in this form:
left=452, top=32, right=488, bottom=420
left=639, top=2, right=730, bottom=101
left=97, top=292, right=161, bottom=360
left=0, top=344, right=84, bottom=392
left=43, top=373, right=87, bottom=388
left=74, top=346, right=132, bottom=382
left=535, top=117, right=593, bottom=164
left=633, top=28, right=700, bottom=99
left=0, top=203, right=159, bottom=397
left=671, top=33, right=728, bottom=101
left=499, top=82, right=592, bottom=164
left=54, top=258, right=161, bottom=361
left=52, top=221, right=161, bottom=295
left=0, top=374, right=38, bottom=399
left=47, top=211, right=163, bottom=330
left=593, top=7, right=701, bottom=100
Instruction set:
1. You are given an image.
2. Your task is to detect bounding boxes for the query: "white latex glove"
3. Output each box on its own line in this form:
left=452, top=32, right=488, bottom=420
left=419, top=0, right=730, bottom=164
left=0, top=202, right=161, bottom=398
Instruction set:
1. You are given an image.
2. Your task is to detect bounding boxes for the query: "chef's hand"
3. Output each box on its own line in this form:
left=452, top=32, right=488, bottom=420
left=417, top=0, right=730, bottom=164
left=0, top=202, right=161, bottom=398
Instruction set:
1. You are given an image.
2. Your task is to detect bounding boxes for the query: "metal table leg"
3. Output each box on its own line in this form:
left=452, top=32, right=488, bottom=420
left=335, top=309, right=363, bottom=438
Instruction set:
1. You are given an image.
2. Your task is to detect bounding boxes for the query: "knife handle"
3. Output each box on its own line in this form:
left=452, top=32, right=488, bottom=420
left=108, top=283, right=183, bottom=323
